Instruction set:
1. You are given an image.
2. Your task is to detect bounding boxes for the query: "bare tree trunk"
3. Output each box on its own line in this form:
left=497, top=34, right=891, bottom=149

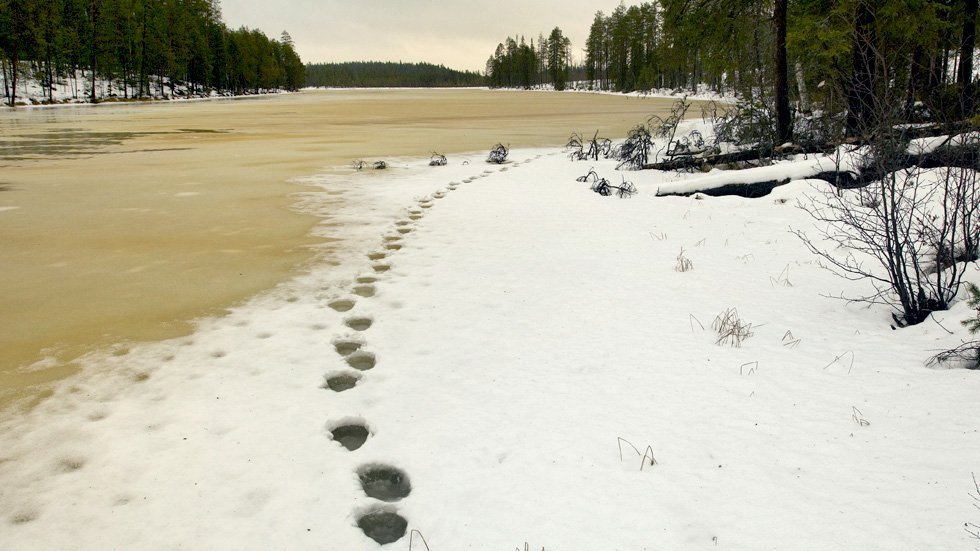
left=45, top=44, right=54, bottom=103
left=795, top=62, right=809, bottom=111
left=959, top=0, right=978, bottom=113
left=906, top=48, right=925, bottom=116
left=89, top=0, right=99, bottom=103
left=1, top=57, right=9, bottom=103
left=846, top=1, right=877, bottom=136
left=10, top=54, right=18, bottom=107
left=774, top=0, right=792, bottom=143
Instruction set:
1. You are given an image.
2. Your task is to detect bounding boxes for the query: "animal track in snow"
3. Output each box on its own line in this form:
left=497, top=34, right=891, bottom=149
left=357, top=464, right=411, bottom=501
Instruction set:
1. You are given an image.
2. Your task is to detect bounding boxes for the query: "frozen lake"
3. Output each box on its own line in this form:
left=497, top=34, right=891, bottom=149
left=0, top=89, right=684, bottom=410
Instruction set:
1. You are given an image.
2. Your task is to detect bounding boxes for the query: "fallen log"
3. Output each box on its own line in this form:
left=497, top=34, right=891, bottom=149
left=660, top=179, right=792, bottom=199
left=656, top=143, right=979, bottom=198
left=642, top=147, right=773, bottom=172
left=642, top=124, right=976, bottom=172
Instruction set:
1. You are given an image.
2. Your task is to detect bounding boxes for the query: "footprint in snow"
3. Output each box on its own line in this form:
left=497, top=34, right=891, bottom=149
left=345, top=317, right=373, bottom=332
left=357, top=464, right=411, bottom=501
left=327, top=299, right=354, bottom=312
left=357, top=508, right=408, bottom=545
left=328, top=420, right=370, bottom=451
left=354, top=284, right=376, bottom=297
left=334, top=340, right=362, bottom=356
left=346, top=351, right=376, bottom=371
left=323, top=372, right=360, bottom=392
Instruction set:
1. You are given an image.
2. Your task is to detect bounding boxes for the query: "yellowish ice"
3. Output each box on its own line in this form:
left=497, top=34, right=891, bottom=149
left=0, top=88, right=694, bottom=410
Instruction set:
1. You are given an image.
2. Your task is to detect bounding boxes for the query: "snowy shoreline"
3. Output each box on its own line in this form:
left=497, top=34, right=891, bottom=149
left=1, top=141, right=979, bottom=549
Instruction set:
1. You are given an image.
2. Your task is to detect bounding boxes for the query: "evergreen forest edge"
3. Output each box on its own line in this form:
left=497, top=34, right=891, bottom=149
left=0, top=0, right=303, bottom=105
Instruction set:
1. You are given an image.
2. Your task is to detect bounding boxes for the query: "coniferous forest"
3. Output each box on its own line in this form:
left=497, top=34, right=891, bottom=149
left=0, top=0, right=304, bottom=105
left=304, top=61, right=483, bottom=88
left=488, top=1, right=978, bottom=134
left=485, top=27, right=577, bottom=91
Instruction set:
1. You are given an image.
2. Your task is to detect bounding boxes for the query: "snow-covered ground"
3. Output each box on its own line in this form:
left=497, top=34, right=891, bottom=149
left=2, top=133, right=980, bottom=549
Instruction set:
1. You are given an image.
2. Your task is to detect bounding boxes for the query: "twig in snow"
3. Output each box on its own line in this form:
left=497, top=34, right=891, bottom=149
left=640, top=445, right=658, bottom=469
left=649, top=231, right=668, bottom=241
left=410, top=530, right=431, bottom=551
left=769, top=264, right=793, bottom=287
left=930, top=315, right=955, bottom=336
left=740, top=361, right=759, bottom=375
left=823, top=350, right=855, bottom=373
left=617, top=436, right=640, bottom=461
left=617, top=437, right=657, bottom=470
left=851, top=406, right=870, bottom=427
left=781, top=330, right=802, bottom=348
left=690, top=314, right=705, bottom=332
left=967, top=473, right=980, bottom=541
left=676, top=248, right=694, bottom=272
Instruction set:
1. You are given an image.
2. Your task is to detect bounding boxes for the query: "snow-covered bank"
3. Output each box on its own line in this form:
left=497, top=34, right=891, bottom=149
left=1, top=146, right=979, bottom=549
left=1, top=70, right=291, bottom=109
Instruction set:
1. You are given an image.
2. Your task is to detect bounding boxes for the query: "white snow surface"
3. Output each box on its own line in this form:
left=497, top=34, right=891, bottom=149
left=2, top=146, right=980, bottom=550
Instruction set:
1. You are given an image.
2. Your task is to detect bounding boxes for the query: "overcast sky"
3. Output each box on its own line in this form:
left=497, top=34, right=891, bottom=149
left=218, top=0, right=625, bottom=72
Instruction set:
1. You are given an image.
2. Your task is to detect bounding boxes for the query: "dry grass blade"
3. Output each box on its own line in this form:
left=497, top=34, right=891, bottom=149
left=676, top=247, right=694, bottom=272
left=689, top=313, right=705, bottom=332
left=618, top=437, right=657, bottom=471
left=851, top=406, right=870, bottom=427
left=712, top=307, right=753, bottom=347
left=410, top=530, right=431, bottom=551
left=740, top=361, right=759, bottom=375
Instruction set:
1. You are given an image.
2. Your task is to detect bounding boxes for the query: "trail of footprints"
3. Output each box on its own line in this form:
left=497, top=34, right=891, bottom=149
left=323, top=158, right=532, bottom=544
left=321, top=163, right=504, bottom=545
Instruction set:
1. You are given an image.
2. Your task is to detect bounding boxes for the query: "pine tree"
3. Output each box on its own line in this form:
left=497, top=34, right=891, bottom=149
left=547, top=26, right=569, bottom=91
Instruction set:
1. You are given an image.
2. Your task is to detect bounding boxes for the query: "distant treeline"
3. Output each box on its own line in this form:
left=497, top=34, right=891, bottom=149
left=305, top=61, right=484, bottom=88
left=0, top=0, right=304, bottom=105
